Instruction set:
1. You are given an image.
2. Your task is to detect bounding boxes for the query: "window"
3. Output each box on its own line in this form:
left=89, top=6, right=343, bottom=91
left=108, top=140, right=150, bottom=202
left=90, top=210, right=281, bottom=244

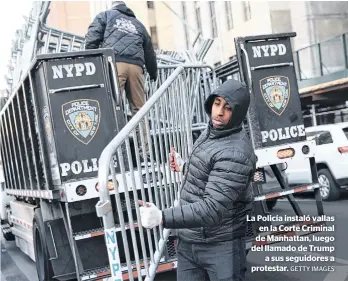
left=243, top=1, right=251, bottom=21
left=147, top=1, right=154, bottom=9
left=317, top=132, right=333, bottom=145
left=209, top=1, right=217, bottom=38
left=150, top=27, right=158, bottom=49
left=307, top=131, right=333, bottom=145
left=194, top=2, right=202, bottom=34
left=225, top=2, right=233, bottom=30
left=182, top=2, right=190, bottom=49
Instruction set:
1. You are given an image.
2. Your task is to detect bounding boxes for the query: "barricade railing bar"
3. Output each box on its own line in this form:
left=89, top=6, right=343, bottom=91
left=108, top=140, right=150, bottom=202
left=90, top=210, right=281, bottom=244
left=145, top=64, right=217, bottom=132
left=37, top=26, right=86, bottom=54
left=97, top=65, right=214, bottom=281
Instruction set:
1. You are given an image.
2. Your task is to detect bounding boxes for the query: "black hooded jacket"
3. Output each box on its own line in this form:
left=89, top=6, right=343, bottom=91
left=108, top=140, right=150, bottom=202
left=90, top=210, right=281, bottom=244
left=162, top=79, right=257, bottom=243
left=85, top=3, right=158, bottom=80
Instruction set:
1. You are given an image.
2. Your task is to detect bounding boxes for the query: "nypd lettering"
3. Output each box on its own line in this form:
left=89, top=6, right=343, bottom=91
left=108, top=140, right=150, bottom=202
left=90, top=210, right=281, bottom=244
left=260, top=76, right=290, bottom=116
left=60, top=158, right=98, bottom=177
left=252, top=44, right=286, bottom=58
left=62, top=99, right=100, bottom=145
left=261, top=125, right=306, bottom=143
left=52, top=62, right=96, bottom=79
left=105, top=229, right=123, bottom=280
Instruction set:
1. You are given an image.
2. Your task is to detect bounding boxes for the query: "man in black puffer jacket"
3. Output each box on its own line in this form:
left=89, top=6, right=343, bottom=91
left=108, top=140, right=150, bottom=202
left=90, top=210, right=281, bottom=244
left=140, top=79, right=257, bottom=281
left=85, top=1, right=157, bottom=157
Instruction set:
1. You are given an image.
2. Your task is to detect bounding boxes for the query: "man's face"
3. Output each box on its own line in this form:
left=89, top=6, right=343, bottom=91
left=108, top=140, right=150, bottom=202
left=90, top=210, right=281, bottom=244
left=211, top=96, right=232, bottom=129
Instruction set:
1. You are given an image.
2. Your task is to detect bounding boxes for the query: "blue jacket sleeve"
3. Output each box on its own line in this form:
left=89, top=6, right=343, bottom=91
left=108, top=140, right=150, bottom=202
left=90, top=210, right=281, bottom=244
left=85, top=12, right=107, bottom=49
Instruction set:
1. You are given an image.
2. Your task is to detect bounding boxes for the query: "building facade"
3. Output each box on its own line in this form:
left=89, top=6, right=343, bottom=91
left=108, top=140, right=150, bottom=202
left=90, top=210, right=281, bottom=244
left=44, top=1, right=348, bottom=70
left=4, top=1, right=348, bottom=127
left=42, top=1, right=348, bottom=127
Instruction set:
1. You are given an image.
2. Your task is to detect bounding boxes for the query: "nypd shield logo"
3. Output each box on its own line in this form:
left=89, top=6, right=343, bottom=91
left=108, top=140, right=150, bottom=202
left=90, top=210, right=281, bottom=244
left=259, top=76, right=290, bottom=116
left=62, top=99, right=100, bottom=145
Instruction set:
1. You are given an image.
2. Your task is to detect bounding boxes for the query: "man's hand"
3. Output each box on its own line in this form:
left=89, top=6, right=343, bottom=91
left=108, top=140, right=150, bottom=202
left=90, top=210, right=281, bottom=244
left=138, top=200, right=162, bottom=229
left=169, top=147, right=184, bottom=172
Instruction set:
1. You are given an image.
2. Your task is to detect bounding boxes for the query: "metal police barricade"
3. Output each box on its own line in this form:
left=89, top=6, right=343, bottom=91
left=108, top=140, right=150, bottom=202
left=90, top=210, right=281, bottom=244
left=97, top=64, right=215, bottom=281
left=97, top=33, right=325, bottom=281
left=37, top=25, right=86, bottom=54
left=34, top=24, right=215, bottom=132
left=2, top=14, right=329, bottom=280
left=2, top=47, right=214, bottom=281
left=145, top=65, right=216, bottom=134
left=1, top=48, right=136, bottom=281
left=234, top=33, right=325, bottom=251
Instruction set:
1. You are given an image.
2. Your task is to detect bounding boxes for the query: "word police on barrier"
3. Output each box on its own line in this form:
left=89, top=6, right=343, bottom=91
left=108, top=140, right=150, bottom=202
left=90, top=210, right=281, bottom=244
left=59, top=156, right=118, bottom=177
left=60, top=158, right=98, bottom=177
left=261, top=125, right=306, bottom=143
left=236, top=33, right=306, bottom=148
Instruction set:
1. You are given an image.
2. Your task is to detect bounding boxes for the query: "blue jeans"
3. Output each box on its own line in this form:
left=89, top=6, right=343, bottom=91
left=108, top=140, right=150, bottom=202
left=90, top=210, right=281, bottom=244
left=176, top=238, right=246, bottom=281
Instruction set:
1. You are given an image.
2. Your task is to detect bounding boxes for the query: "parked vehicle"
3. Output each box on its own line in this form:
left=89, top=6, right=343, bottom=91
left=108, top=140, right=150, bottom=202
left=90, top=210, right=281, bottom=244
left=286, top=122, right=348, bottom=200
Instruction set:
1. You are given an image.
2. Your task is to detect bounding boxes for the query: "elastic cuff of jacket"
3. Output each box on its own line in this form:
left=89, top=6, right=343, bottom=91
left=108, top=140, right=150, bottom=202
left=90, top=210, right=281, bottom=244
left=175, top=154, right=185, bottom=172
left=178, top=164, right=182, bottom=172
left=179, top=162, right=185, bottom=173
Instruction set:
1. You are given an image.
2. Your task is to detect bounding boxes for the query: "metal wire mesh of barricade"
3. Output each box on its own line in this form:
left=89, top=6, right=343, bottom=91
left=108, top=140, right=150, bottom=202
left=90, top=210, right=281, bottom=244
left=97, top=65, right=212, bottom=281
left=155, top=49, right=186, bottom=65
left=19, top=22, right=216, bottom=129
left=145, top=65, right=217, bottom=134
left=36, top=25, right=86, bottom=54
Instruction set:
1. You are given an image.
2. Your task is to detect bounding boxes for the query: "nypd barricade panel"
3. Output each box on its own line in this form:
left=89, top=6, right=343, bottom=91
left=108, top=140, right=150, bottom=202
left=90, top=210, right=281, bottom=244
left=236, top=33, right=306, bottom=148
left=39, top=50, right=128, bottom=183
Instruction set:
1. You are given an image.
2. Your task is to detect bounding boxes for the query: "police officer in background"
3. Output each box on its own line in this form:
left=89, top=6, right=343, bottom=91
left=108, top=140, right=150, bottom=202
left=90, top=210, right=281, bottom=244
left=85, top=1, right=158, bottom=160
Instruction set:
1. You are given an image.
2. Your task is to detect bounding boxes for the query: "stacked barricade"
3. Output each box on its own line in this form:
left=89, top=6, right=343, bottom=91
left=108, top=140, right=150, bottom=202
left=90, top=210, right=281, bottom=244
left=145, top=65, right=217, bottom=134
left=6, top=16, right=218, bottom=280
left=3, top=6, right=329, bottom=280
left=34, top=24, right=217, bottom=133
left=97, top=65, right=215, bottom=281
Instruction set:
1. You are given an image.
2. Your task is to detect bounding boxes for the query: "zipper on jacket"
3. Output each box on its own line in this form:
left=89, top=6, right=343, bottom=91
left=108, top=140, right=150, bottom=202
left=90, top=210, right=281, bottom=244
left=180, top=127, right=211, bottom=190
left=178, top=128, right=210, bottom=239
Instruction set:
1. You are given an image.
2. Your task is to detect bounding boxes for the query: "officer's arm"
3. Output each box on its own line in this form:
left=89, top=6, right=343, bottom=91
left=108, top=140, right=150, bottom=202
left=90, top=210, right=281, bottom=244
left=85, top=12, right=106, bottom=49
left=162, top=151, right=253, bottom=229
left=143, top=28, right=158, bottom=80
